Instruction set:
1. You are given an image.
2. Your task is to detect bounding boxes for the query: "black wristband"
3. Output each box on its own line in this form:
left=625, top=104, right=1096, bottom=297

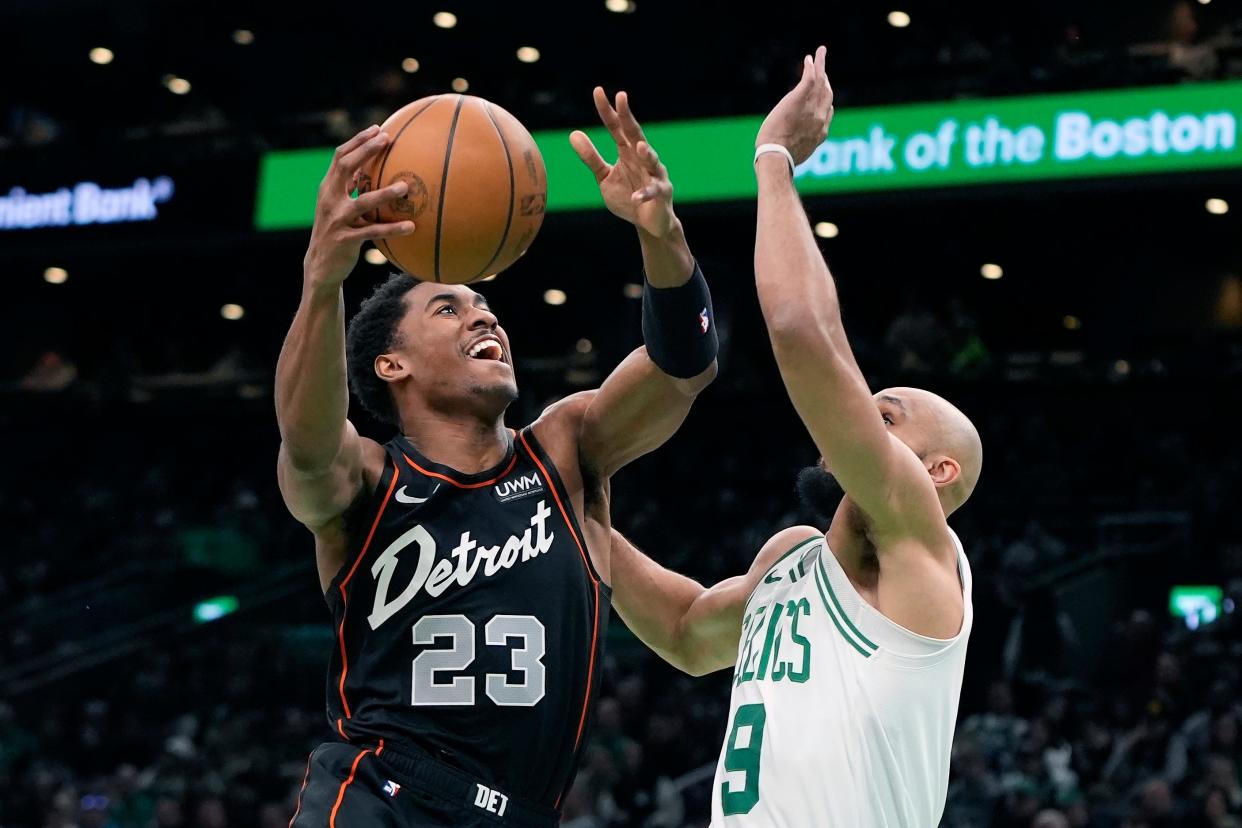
left=641, top=261, right=719, bottom=379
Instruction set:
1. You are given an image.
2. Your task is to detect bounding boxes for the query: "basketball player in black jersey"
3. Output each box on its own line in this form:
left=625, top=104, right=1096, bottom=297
left=275, top=88, right=717, bottom=828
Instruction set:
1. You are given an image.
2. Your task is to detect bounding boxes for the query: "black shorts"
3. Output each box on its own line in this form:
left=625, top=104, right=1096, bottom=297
left=288, top=742, right=560, bottom=828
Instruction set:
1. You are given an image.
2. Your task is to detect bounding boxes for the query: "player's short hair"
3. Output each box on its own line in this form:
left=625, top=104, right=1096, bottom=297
left=346, top=271, right=418, bottom=426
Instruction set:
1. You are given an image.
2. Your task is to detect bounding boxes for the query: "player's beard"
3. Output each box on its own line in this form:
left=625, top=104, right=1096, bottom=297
left=795, top=463, right=842, bottom=528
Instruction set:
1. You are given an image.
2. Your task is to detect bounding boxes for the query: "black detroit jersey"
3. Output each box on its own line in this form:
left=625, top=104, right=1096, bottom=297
left=325, top=427, right=610, bottom=809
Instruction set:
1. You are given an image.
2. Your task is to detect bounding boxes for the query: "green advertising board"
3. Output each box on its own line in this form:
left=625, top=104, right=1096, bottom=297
left=255, top=80, right=1242, bottom=230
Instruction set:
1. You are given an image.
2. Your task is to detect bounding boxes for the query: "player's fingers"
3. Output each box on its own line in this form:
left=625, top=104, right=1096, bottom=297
left=814, top=45, right=827, bottom=77
left=616, top=92, right=647, bottom=145
left=335, top=131, right=391, bottom=183
left=570, top=131, right=611, bottom=183
left=331, top=125, right=380, bottom=165
left=631, top=178, right=672, bottom=203
left=350, top=181, right=409, bottom=217
left=634, top=141, right=664, bottom=176
left=593, top=86, right=627, bottom=146
left=346, top=221, right=415, bottom=242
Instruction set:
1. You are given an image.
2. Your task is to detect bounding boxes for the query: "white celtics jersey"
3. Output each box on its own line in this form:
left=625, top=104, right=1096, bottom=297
left=710, top=531, right=973, bottom=828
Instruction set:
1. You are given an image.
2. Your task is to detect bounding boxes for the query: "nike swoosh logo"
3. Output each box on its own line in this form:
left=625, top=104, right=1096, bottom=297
left=395, top=484, right=438, bottom=505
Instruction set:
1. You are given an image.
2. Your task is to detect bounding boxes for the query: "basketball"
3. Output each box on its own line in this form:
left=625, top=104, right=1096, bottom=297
left=360, top=94, right=547, bottom=284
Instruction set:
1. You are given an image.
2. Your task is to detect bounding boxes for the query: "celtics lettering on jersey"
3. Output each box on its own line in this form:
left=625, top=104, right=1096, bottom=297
left=734, top=541, right=818, bottom=687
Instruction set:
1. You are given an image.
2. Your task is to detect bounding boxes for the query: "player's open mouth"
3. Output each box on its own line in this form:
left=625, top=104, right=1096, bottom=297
left=465, top=335, right=505, bottom=363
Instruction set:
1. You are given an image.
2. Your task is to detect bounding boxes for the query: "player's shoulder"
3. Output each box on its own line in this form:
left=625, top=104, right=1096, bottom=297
left=747, top=525, right=824, bottom=579
left=528, top=390, right=598, bottom=448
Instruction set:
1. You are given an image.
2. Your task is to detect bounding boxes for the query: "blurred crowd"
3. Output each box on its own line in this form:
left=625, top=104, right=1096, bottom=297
left=2, top=344, right=1241, bottom=827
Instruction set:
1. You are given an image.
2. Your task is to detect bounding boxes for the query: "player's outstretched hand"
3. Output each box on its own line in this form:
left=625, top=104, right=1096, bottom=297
left=570, top=88, right=676, bottom=239
left=304, top=125, right=416, bottom=288
left=756, top=46, right=834, bottom=167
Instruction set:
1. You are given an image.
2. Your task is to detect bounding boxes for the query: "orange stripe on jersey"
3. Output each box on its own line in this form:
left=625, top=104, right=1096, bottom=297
left=516, top=431, right=598, bottom=584
left=376, top=738, right=385, bottom=756
left=518, top=429, right=602, bottom=810
left=288, top=752, right=313, bottom=828
left=336, top=458, right=400, bottom=722
left=329, top=747, right=372, bottom=828
left=401, top=448, right=519, bottom=489
left=336, top=718, right=347, bottom=739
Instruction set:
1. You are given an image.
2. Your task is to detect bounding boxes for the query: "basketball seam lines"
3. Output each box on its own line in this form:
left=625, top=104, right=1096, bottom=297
left=434, top=95, right=468, bottom=283
left=471, top=103, right=516, bottom=283
left=374, top=96, right=442, bottom=276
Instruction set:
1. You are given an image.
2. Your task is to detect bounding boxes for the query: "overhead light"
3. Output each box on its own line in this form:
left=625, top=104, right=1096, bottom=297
left=166, top=76, right=191, bottom=95
left=89, top=47, right=114, bottom=65
left=1206, top=198, right=1229, bottom=215
left=1062, top=315, right=1082, bottom=330
left=576, top=338, right=593, bottom=354
left=364, top=248, right=387, bottom=265
left=887, top=10, right=911, bottom=27
left=44, top=267, right=68, bottom=284
left=980, top=263, right=1003, bottom=280
left=1198, top=0, right=1211, bottom=5
left=232, top=29, right=255, bottom=45
left=543, top=289, right=567, bottom=306
left=433, top=11, right=458, bottom=28
left=605, top=0, right=637, bottom=11
left=1114, top=359, right=1131, bottom=375
left=516, top=46, right=541, bottom=63
left=452, top=77, right=469, bottom=92
left=401, top=57, right=420, bottom=73
left=221, top=303, right=245, bottom=321
left=622, top=283, right=643, bottom=299
left=814, top=221, right=839, bottom=239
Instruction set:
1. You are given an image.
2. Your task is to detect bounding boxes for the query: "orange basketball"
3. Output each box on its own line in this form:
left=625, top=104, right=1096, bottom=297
left=360, top=95, right=547, bottom=284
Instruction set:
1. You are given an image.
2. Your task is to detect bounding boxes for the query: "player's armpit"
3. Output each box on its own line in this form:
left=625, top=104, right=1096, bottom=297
left=277, top=421, right=382, bottom=533
left=578, top=346, right=716, bottom=479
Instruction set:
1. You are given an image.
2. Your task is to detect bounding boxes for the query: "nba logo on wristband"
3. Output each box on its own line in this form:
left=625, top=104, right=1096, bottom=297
left=699, top=307, right=710, bottom=334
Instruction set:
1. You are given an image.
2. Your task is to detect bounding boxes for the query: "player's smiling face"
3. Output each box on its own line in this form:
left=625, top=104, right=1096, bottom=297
left=387, top=281, right=518, bottom=412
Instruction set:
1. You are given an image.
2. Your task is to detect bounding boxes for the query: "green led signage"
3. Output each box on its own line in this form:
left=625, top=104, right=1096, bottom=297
left=255, top=80, right=1242, bottom=230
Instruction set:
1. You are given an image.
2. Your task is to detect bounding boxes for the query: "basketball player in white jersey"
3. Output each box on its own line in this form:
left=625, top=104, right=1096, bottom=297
left=607, top=48, right=983, bottom=827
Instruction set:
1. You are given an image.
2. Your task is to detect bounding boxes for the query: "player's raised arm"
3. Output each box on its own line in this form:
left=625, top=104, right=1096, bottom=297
left=752, top=50, right=945, bottom=542
left=609, top=526, right=820, bottom=676
left=566, top=88, right=718, bottom=478
left=275, top=126, right=414, bottom=538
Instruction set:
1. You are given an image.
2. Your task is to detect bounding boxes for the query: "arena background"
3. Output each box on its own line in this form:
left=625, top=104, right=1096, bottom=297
left=3, top=1, right=1242, bottom=826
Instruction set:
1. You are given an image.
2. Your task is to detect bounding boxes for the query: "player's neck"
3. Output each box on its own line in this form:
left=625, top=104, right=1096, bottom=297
left=826, top=498, right=880, bottom=574
left=399, top=411, right=510, bottom=474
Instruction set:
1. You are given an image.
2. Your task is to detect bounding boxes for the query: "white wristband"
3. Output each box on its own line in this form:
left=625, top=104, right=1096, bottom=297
left=754, top=143, right=795, bottom=174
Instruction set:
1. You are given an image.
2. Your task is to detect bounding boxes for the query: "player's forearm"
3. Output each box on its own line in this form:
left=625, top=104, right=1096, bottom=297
left=754, top=156, right=848, bottom=356
left=612, top=558, right=704, bottom=669
left=275, top=279, right=351, bottom=472
left=637, top=218, right=695, bottom=288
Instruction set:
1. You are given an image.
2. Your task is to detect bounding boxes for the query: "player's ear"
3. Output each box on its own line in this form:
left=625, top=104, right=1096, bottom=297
left=926, top=455, right=961, bottom=489
left=375, top=352, right=411, bottom=384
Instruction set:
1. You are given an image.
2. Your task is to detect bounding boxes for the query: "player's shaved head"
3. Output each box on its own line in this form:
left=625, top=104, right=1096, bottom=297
left=877, top=387, right=982, bottom=515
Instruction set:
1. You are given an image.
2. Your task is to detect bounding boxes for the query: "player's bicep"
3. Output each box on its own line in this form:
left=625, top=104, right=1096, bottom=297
left=580, top=346, right=713, bottom=477
left=771, top=339, right=910, bottom=521
left=277, top=420, right=378, bottom=531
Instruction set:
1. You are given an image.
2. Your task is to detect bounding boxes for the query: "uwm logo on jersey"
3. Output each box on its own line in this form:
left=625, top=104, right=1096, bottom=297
left=493, top=472, right=544, bottom=504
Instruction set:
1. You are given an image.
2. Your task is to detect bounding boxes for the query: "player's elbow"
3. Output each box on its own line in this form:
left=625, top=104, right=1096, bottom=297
left=670, top=358, right=718, bottom=397
left=677, top=648, right=731, bottom=677
left=767, top=313, right=842, bottom=359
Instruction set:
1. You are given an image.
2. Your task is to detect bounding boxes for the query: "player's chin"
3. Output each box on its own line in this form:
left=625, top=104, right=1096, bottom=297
left=471, top=374, right=518, bottom=403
